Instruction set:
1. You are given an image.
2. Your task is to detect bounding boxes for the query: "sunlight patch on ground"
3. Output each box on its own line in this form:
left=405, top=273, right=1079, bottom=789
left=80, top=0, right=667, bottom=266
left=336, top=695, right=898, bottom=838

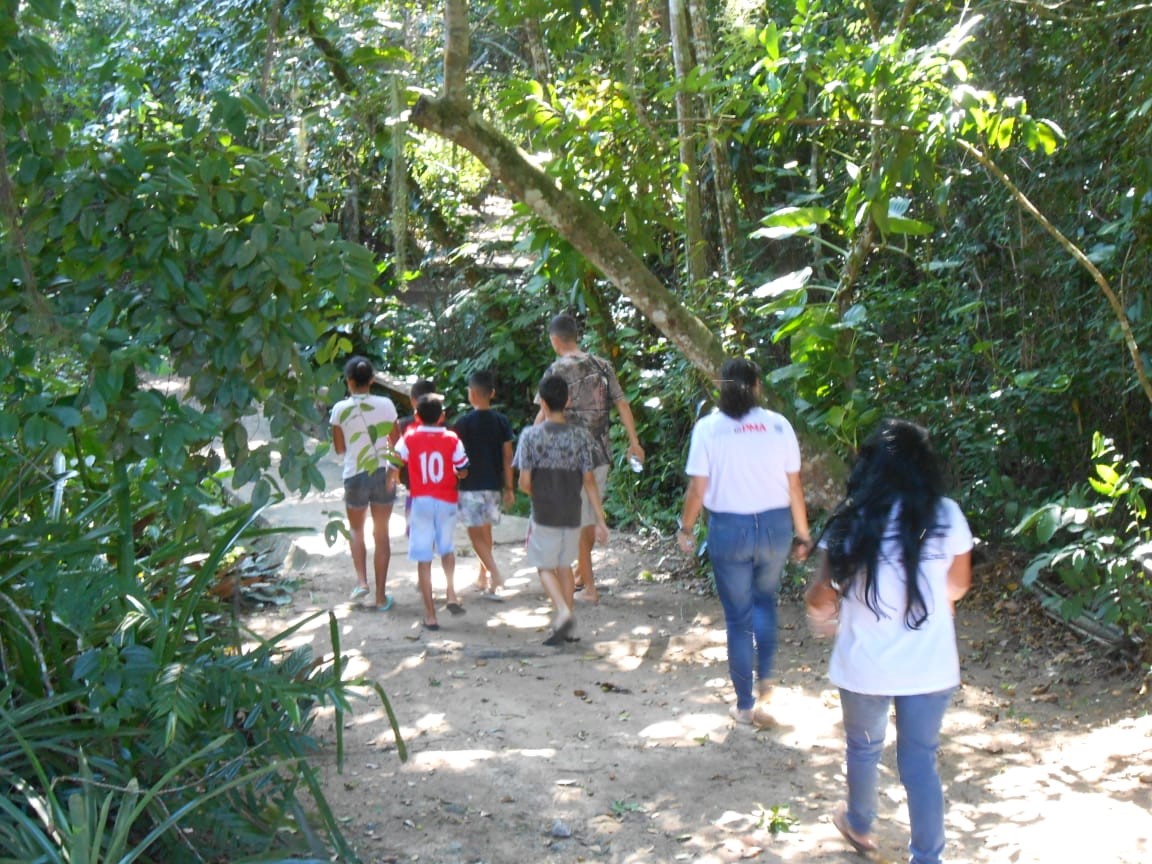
left=489, top=604, right=552, bottom=631
left=638, top=711, right=729, bottom=744
left=287, top=531, right=346, bottom=560
left=404, top=747, right=558, bottom=772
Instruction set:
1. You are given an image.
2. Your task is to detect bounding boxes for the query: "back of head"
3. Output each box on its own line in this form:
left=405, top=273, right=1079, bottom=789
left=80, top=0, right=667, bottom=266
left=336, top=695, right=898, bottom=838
left=851, top=419, right=944, bottom=502
left=415, top=395, right=444, bottom=425
left=467, top=369, right=496, bottom=397
left=548, top=313, right=580, bottom=345
left=344, top=355, right=374, bottom=386
left=537, top=374, right=569, bottom=412
left=717, top=357, right=760, bottom=419
left=828, top=418, right=946, bottom=629
left=410, top=379, right=436, bottom=402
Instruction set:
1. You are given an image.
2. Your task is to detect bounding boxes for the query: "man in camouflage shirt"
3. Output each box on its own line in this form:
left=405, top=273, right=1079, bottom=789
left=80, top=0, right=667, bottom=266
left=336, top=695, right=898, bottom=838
left=534, top=313, right=645, bottom=602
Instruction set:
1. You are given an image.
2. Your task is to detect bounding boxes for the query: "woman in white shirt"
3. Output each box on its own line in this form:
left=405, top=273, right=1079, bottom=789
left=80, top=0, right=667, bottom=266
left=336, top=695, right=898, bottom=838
left=677, top=358, right=812, bottom=727
left=806, top=419, right=973, bottom=864
left=329, top=356, right=399, bottom=610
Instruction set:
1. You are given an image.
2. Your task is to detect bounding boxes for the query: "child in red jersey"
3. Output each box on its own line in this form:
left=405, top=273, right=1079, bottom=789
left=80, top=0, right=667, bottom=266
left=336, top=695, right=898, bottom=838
left=395, top=395, right=469, bottom=630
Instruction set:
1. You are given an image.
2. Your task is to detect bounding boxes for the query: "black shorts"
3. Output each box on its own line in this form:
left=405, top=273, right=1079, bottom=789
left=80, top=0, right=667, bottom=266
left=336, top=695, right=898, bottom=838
left=344, top=468, right=397, bottom=509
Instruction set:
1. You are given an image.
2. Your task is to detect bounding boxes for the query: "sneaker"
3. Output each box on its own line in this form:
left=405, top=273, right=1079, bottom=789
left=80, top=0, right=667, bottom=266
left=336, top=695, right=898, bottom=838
left=350, top=584, right=370, bottom=601
left=729, top=705, right=754, bottom=725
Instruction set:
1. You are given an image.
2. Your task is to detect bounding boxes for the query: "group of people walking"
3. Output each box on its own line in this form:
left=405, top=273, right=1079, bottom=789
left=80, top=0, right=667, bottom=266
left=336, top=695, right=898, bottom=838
left=329, top=315, right=973, bottom=864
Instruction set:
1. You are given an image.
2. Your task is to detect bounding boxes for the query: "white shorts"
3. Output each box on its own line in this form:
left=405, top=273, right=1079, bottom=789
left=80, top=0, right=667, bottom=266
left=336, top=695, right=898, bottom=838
left=525, top=520, right=580, bottom=571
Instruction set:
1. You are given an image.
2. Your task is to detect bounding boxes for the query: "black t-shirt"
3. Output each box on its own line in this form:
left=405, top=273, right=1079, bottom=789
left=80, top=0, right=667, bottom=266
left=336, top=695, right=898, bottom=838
left=453, top=409, right=515, bottom=492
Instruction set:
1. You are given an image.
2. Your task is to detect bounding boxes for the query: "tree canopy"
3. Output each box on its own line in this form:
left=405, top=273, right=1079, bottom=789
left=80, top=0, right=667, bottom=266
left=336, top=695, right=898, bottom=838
left=3, top=0, right=1151, bottom=859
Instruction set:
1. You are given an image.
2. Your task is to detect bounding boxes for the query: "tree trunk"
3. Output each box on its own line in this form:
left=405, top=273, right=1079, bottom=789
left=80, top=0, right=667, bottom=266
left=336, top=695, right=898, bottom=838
left=523, top=16, right=550, bottom=90
left=409, top=96, right=726, bottom=377
left=391, top=72, right=408, bottom=280
left=444, top=0, right=469, bottom=105
left=668, top=0, right=708, bottom=286
left=686, top=0, right=739, bottom=274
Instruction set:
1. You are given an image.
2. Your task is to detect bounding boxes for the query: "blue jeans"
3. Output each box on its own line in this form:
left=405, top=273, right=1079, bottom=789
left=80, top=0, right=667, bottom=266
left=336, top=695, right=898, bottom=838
left=707, top=508, right=792, bottom=710
left=839, top=688, right=956, bottom=864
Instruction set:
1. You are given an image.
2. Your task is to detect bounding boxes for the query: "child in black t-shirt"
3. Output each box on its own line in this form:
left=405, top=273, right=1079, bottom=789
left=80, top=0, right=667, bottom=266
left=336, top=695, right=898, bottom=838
left=452, top=370, right=516, bottom=598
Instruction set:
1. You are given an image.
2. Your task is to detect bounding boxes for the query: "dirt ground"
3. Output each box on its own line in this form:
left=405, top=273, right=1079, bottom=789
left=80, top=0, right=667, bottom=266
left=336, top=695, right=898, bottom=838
left=241, top=451, right=1152, bottom=864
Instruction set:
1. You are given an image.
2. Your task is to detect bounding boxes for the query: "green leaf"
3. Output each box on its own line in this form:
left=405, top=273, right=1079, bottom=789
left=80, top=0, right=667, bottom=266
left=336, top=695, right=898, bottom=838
left=1035, top=506, right=1061, bottom=544
left=753, top=207, right=830, bottom=240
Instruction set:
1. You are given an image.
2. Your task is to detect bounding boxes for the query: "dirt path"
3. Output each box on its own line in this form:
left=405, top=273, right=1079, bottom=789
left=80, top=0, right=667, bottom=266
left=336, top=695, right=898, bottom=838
left=241, top=452, right=1152, bottom=864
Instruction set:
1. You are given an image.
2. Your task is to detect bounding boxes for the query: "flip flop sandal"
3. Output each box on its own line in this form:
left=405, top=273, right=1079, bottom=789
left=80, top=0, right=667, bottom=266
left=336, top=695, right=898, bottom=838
left=446, top=602, right=466, bottom=616
left=349, top=585, right=370, bottom=600
left=370, top=594, right=394, bottom=612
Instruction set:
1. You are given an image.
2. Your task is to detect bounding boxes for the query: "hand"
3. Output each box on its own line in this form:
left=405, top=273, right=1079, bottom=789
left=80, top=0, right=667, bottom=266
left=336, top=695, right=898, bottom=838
left=628, top=442, right=646, bottom=462
left=791, top=537, right=813, bottom=562
left=806, top=611, right=839, bottom=639
left=594, top=521, right=609, bottom=544
left=502, top=488, right=515, bottom=509
left=677, top=530, right=695, bottom=555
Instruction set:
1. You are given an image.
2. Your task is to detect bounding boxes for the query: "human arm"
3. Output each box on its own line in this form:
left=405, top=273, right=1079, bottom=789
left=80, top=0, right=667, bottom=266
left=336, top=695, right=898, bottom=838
left=614, top=397, right=645, bottom=462
left=331, top=424, right=346, bottom=456
left=804, top=552, right=840, bottom=638
left=582, top=470, right=610, bottom=544
left=787, top=470, right=813, bottom=561
left=946, top=549, right=973, bottom=614
left=502, top=439, right=515, bottom=508
left=518, top=467, right=532, bottom=496
left=677, top=474, right=708, bottom=554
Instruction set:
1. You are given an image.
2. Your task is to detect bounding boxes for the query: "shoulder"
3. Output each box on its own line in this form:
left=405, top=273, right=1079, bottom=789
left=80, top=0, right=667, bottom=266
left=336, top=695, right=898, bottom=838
left=756, top=408, right=796, bottom=435
left=329, top=397, right=356, bottom=422
left=370, top=395, right=397, bottom=414
left=938, top=497, right=969, bottom=526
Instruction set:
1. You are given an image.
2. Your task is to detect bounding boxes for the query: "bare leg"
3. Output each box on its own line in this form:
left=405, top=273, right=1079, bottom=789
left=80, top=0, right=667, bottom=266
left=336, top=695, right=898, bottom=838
left=370, top=502, right=393, bottom=605
left=558, top=565, right=577, bottom=614
left=347, top=505, right=370, bottom=591
left=417, top=561, right=437, bottom=626
left=442, top=553, right=458, bottom=606
left=467, top=524, right=502, bottom=589
left=576, top=525, right=598, bottom=603
left=538, top=568, right=573, bottom=628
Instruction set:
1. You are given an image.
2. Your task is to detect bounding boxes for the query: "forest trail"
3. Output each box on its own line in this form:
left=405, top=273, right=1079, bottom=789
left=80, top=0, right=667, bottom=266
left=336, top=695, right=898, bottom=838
left=239, top=421, right=1152, bottom=864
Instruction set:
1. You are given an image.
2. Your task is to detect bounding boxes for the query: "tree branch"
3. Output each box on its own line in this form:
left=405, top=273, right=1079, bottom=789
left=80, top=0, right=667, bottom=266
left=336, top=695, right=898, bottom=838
left=955, top=138, right=1152, bottom=406
left=409, top=96, right=727, bottom=377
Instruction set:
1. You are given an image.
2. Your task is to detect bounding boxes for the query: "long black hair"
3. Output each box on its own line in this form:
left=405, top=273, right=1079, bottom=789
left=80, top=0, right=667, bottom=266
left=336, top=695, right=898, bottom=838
left=821, top=419, right=947, bottom=629
left=717, top=357, right=760, bottom=419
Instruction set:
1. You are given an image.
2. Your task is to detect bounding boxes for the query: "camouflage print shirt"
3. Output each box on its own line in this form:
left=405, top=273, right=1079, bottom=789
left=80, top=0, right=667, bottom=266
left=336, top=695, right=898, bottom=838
left=543, top=352, right=625, bottom=468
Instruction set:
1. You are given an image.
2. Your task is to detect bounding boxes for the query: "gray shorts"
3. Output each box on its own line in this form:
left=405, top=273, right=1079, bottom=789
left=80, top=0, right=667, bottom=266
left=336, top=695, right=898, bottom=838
left=525, top=520, right=579, bottom=570
left=344, top=468, right=397, bottom=509
left=579, top=464, right=609, bottom=527
left=458, top=490, right=502, bottom=528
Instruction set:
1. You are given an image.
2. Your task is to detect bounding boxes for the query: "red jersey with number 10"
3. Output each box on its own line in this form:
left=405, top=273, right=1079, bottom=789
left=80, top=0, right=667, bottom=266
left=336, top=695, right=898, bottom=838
left=395, top=426, right=470, bottom=504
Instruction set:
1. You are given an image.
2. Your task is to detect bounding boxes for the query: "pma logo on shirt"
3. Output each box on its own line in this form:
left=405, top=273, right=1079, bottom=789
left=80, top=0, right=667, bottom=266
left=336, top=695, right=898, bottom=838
left=736, top=422, right=769, bottom=433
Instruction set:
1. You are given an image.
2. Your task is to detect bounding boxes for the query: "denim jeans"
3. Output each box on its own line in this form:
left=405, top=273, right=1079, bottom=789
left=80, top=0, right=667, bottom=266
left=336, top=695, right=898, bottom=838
left=839, top=687, right=956, bottom=864
left=707, top=508, right=792, bottom=710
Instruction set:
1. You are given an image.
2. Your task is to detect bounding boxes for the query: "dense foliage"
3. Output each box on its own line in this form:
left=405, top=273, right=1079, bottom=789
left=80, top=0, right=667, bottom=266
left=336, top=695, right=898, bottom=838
left=4, top=0, right=1151, bottom=857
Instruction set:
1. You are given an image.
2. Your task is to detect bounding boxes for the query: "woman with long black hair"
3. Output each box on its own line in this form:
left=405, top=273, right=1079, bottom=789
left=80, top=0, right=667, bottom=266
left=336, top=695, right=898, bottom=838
left=806, top=419, right=973, bottom=864
left=677, top=357, right=812, bottom=727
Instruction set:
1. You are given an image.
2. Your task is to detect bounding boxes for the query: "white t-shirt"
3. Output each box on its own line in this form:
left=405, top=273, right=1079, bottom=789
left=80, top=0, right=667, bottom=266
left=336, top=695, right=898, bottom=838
left=684, top=406, right=801, bottom=513
left=329, top=394, right=398, bottom=480
left=828, top=497, right=973, bottom=695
